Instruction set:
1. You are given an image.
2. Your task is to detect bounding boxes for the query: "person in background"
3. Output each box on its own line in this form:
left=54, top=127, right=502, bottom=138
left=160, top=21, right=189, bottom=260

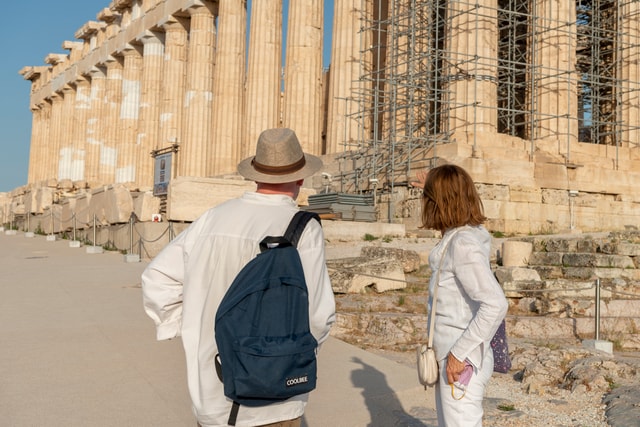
left=419, top=164, right=508, bottom=427
left=141, top=128, right=336, bottom=427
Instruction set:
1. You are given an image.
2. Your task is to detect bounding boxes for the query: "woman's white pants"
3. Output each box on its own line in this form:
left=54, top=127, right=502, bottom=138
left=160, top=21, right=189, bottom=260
left=435, top=350, right=494, bottom=427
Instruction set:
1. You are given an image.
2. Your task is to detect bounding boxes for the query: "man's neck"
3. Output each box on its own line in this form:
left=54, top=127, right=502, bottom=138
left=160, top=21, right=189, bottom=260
left=255, top=181, right=300, bottom=199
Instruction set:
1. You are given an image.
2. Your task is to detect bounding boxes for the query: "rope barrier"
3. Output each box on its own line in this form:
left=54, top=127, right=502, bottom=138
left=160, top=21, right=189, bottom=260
left=133, top=222, right=171, bottom=243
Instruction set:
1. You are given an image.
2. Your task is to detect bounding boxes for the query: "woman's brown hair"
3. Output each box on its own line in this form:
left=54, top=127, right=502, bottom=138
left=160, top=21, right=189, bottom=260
left=420, top=164, right=486, bottom=232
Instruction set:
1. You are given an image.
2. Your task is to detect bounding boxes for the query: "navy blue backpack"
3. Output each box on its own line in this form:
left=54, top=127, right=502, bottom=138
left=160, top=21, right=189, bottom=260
left=214, top=211, right=320, bottom=426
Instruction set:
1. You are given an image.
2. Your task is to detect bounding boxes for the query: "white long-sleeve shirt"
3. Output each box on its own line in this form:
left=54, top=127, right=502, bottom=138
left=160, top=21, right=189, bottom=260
left=142, top=192, right=336, bottom=427
left=428, top=225, right=508, bottom=370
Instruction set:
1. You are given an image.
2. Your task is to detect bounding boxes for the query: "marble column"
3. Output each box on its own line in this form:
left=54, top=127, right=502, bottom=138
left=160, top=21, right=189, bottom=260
left=86, top=66, right=107, bottom=185
left=620, top=1, right=640, bottom=148
left=116, top=45, right=143, bottom=184
left=70, top=76, right=91, bottom=182
left=326, top=0, right=365, bottom=154
left=532, top=0, right=578, bottom=150
left=445, top=0, right=498, bottom=136
left=102, top=56, right=124, bottom=185
left=180, top=1, right=216, bottom=178
left=27, top=104, right=44, bottom=184
left=45, top=96, right=61, bottom=182
left=245, top=0, right=282, bottom=157
left=58, top=85, right=77, bottom=180
left=159, top=16, right=188, bottom=152
left=283, top=0, right=324, bottom=155
left=210, top=0, right=246, bottom=176
left=138, top=31, right=165, bottom=188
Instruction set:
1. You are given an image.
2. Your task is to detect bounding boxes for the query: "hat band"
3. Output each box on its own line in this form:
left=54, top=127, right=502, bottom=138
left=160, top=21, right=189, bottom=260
left=251, top=156, right=306, bottom=176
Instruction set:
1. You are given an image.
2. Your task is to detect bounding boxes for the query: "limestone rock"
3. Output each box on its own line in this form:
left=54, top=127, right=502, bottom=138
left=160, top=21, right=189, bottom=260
left=328, top=256, right=406, bottom=293
left=360, top=246, right=421, bottom=273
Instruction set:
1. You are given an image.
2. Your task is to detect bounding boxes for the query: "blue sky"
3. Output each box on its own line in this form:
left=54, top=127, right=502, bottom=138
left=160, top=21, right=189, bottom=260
left=0, top=1, right=333, bottom=193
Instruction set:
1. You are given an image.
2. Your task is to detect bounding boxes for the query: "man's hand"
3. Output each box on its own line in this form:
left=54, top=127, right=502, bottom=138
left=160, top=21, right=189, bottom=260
left=446, top=352, right=466, bottom=385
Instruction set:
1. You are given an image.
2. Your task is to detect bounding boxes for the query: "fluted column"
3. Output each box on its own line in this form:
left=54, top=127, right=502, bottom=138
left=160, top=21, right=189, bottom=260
left=180, top=1, right=216, bottom=178
left=532, top=0, right=578, bottom=149
left=326, top=0, right=365, bottom=154
left=45, top=96, right=62, bottom=182
left=116, top=45, right=143, bottom=184
left=245, top=0, right=282, bottom=157
left=102, top=56, right=124, bottom=185
left=159, top=16, right=188, bottom=151
left=138, top=31, right=165, bottom=188
left=27, top=104, right=44, bottom=184
left=58, top=85, right=77, bottom=180
left=210, top=0, right=246, bottom=175
left=444, top=0, right=498, bottom=136
left=86, top=67, right=107, bottom=185
left=69, top=77, right=91, bottom=181
left=283, top=0, right=324, bottom=155
left=620, top=1, right=640, bottom=148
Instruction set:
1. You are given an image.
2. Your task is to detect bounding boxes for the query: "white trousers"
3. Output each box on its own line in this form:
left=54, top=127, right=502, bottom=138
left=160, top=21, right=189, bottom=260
left=435, top=350, right=494, bottom=427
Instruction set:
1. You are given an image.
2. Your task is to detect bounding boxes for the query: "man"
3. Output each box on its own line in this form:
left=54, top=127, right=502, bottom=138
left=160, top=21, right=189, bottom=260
left=142, top=128, right=336, bottom=427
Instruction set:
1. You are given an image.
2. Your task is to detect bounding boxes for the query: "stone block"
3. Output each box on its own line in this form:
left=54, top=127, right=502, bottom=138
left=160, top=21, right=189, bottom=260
left=502, top=241, right=533, bottom=266
left=476, top=183, right=510, bottom=201
left=167, top=177, right=256, bottom=222
left=360, top=246, right=421, bottom=273
left=562, top=267, right=596, bottom=280
left=543, top=279, right=600, bottom=298
left=327, top=256, right=406, bottom=293
left=616, top=243, right=640, bottom=256
left=89, top=185, right=133, bottom=225
left=36, top=187, right=54, bottom=213
left=529, top=252, right=564, bottom=266
left=495, top=267, right=541, bottom=283
left=59, top=179, right=74, bottom=191
left=42, top=205, right=63, bottom=234
left=59, top=198, right=77, bottom=231
left=507, top=316, right=575, bottom=339
left=509, top=186, right=542, bottom=203
left=89, top=186, right=109, bottom=225
left=74, top=192, right=92, bottom=227
left=501, top=280, right=546, bottom=298
left=562, top=253, right=635, bottom=269
left=133, top=191, right=161, bottom=222
left=531, top=265, right=564, bottom=279
left=105, top=185, right=134, bottom=224
left=545, top=238, right=578, bottom=253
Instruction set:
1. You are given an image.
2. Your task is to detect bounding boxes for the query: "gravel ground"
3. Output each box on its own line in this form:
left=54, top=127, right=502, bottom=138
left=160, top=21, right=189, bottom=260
left=369, top=347, right=618, bottom=426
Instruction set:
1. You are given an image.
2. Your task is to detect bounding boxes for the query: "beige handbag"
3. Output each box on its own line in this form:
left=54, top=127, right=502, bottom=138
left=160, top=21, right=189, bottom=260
left=417, top=233, right=456, bottom=388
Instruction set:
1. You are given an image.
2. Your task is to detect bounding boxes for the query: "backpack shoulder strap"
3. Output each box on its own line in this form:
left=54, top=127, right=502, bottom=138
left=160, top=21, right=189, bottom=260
left=284, top=211, right=321, bottom=248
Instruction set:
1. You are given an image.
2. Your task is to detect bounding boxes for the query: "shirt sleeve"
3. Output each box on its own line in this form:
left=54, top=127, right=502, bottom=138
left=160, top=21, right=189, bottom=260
left=296, top=219, right=336, bottom=347
left=141, top=228, right=188, bottom=341
left=448, top=234, right=508, bottom=366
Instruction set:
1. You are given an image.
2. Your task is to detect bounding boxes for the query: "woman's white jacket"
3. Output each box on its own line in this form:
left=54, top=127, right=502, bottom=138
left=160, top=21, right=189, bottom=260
left=428, top=225, right=508, bottom=370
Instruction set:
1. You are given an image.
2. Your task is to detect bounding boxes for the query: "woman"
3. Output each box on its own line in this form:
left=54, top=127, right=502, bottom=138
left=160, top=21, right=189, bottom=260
left=419, top=164, right=508, bottom=427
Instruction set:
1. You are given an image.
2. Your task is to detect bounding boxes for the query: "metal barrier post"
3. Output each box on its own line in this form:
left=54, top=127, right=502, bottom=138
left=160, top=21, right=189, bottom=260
left=124, top=213, right=140, bottom=263
left=129, top=214, right=134, bottom=255
left=595, top=278, right=601, bottom=341
left=86, top=214, right=104, bottom=254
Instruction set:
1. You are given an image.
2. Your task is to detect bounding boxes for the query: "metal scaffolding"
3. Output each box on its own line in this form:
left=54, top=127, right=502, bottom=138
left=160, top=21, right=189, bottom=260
left=335, top=0, right=640, bottom=196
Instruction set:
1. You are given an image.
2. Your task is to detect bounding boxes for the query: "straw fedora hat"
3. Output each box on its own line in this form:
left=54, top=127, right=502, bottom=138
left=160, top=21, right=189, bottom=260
left=237, top=128, right=323, bottom=184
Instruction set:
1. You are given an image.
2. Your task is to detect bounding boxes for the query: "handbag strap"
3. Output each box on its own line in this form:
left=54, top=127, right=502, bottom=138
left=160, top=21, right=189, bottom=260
left=427, top=228, right=462, bottom=349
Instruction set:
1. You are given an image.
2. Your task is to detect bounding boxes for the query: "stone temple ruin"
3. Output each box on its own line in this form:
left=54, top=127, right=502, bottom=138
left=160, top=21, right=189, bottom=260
left=2, top=0, right=640, bottom=237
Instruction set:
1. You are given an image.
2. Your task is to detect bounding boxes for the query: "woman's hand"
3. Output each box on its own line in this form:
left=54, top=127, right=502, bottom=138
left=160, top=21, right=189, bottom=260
left=410, top=169, right=428, bottom=189
left=446, top=352, right=466, bottom=384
